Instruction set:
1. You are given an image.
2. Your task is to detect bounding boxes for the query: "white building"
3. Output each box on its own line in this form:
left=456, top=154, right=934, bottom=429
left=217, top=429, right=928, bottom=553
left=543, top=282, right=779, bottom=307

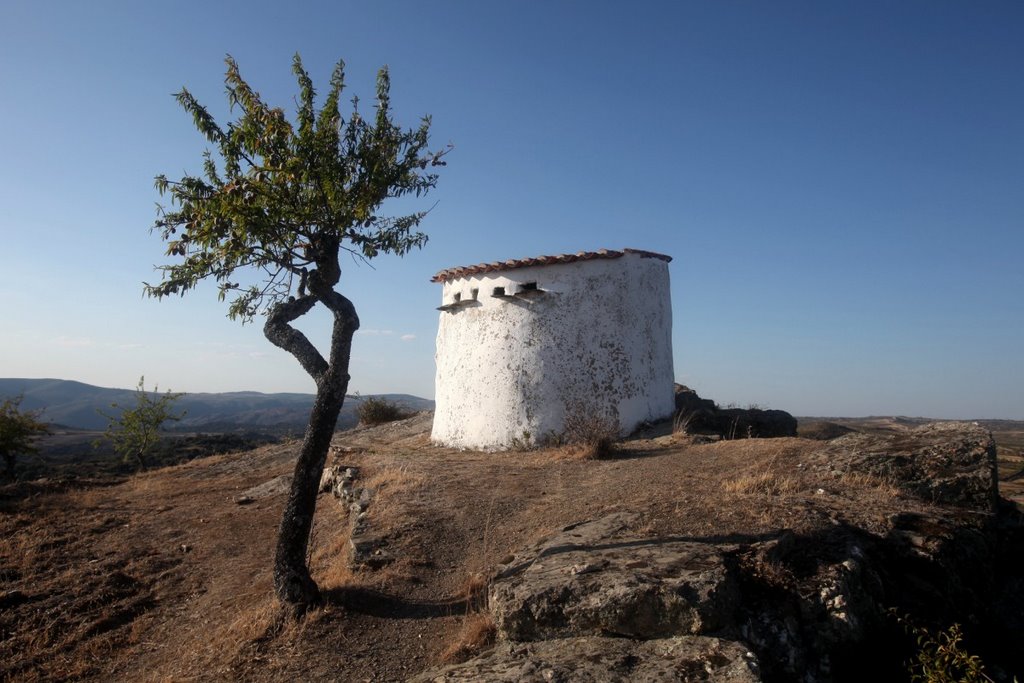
left=431, top=248, right=675, bottom=450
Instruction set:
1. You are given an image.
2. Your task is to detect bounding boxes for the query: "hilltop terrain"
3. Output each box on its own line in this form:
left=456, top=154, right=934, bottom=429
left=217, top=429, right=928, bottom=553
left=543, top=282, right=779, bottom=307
left=1, top=413, right=1021, bottom=681
left=0, top=378, right=434, bottom=479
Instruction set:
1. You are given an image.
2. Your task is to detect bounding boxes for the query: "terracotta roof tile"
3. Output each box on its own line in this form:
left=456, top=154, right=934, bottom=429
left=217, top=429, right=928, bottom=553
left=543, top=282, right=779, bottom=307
left=430, top=248, right=671, bottom=283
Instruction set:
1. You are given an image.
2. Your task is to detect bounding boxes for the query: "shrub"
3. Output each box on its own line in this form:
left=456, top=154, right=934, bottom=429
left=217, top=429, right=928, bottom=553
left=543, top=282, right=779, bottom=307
left=356, top=397, right=406, bottom=426
left=96, top=377, right=184, bottom=470
left=890, top=611, right=999, bottom=683
left=0, top=395, right=50, bottom=481
left=561, top=409, right=619, bottom=459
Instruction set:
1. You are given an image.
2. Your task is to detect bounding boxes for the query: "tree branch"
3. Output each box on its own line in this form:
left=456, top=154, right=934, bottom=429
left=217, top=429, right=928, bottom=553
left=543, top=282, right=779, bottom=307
left=263, top=295, right=328, bottom=380
left=308, top=283, right=360, bottom=383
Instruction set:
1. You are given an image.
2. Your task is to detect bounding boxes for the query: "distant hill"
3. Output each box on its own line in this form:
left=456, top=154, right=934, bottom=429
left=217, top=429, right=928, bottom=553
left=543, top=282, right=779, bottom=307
left=0, top=378, right=434, bottom=432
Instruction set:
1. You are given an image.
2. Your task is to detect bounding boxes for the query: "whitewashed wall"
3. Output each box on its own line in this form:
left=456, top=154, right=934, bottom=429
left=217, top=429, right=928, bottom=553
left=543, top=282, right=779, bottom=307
left=431, top=252, right=674, bottom=450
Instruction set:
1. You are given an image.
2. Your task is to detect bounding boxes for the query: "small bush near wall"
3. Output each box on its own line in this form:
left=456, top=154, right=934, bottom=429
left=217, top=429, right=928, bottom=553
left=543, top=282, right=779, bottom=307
left=561, top=409, right=619, bottom=459
left=357, top=397, right=407, bottom=426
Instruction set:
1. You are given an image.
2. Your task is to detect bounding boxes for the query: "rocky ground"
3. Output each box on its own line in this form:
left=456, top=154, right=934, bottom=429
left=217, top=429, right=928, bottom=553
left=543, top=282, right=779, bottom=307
left=1, top=413, right=1021, bottom=681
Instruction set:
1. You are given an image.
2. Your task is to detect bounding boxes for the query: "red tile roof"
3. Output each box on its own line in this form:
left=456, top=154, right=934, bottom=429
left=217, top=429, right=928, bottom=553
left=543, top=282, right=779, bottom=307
left=430, top=248, right=672, bottom=283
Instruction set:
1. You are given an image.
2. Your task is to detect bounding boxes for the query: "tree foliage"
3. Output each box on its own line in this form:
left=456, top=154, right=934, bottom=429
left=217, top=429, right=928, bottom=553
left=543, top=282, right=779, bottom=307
left=0, top=395, right=50, bottom=481
left=146, top=54, right=447, bottom=612
left=147, top=54, right=447, bottom=320
left=98, top=377, right=185, bottom=470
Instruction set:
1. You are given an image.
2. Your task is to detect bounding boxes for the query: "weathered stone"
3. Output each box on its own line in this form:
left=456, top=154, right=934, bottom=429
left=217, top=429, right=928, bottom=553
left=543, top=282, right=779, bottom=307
left=816, top=422, right=998, bottom=511
left=320, top=464, right=359, bottom=499
left=235, top=474, right=292, bottom=503
left=411, top=635, right=761, bottom=682
left=349, top=533, right=393, bottom=568
left=318, top=466, right=336, bottom=493
left=490, top=513, right=739, bottom=641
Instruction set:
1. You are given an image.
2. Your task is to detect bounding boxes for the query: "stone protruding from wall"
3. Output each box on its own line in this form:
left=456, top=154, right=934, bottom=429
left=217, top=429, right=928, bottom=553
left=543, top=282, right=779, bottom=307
left=432, top=249, right=675, bottom=450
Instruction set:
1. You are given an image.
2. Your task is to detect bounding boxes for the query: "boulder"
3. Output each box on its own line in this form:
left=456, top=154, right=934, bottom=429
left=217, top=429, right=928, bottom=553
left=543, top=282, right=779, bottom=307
left=673, top=385, right=797, bottom=439
left=411, top=635, right=761, bottom=682
left=489, top=513, right=739, bottom=641
left=816, top=422, right=998, bottom=511
left=715, top=408, right=798, bottom=439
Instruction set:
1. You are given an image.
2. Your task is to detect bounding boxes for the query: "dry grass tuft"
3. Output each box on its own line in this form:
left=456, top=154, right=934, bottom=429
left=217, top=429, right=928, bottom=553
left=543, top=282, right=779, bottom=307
left=223, top=597, right=285, bottom=645
left=459, top=572, right=488, bottom=599
left=553, top=441, right=611, bottom=461
left=310, top=528, right=356, bottom=591
left=673, top=408, right=699, bottom=435
left=459, top=571, right=490, bottom=612
left=839, top=470, right=901, bottom=499
left=359, top=463, right=427, bottom=545
left=439, top=612, right=497, bottom=664
left=364, top=463, right=426, bottom=509
left=723, top=466, right=800, bottom=495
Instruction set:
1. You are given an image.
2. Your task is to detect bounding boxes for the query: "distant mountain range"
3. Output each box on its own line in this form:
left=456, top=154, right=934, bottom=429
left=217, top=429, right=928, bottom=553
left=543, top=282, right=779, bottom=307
left=0, top=378, right=434, bottom=432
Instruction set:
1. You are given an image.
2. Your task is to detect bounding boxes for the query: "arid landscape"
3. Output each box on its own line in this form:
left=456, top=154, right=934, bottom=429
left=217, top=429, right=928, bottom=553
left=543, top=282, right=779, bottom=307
left=1, top=411, right=1021, bottom=682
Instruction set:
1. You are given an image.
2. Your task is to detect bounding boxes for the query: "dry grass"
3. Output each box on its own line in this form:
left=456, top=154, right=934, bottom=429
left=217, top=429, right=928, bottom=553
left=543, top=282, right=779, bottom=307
left=362, top=461, right=426, bottom=492
left=363, top=462, right=426, bottom=523
left=554, top=440, right=614, bottom=460
left=223, top=598, right=284, bottom=645
left=723, top=468, right=801, bottom=495
left=309, top=516, right=356, bottom=591
left=439, top=612, right=497, bottom=664
left=839, top=470, right=901, bottom=499
left=458, top=571, right=490, bottom=613
left=673, top=408, right=698, bottom=435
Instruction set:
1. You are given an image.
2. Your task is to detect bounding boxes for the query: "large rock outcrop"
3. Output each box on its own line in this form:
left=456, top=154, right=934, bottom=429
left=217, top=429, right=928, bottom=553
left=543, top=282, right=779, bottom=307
left=813, top=421, right=999, bottom=512
left=418, top=513, right=760, bottom=682
left=674, top=385, right=797, bottom=439
left=489, top=513, right=739, bottom=641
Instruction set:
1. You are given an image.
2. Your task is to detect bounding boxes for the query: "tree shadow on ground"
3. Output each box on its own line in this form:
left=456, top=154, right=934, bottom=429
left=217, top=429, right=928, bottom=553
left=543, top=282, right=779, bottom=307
left=323, top=586, right=470, bottom=619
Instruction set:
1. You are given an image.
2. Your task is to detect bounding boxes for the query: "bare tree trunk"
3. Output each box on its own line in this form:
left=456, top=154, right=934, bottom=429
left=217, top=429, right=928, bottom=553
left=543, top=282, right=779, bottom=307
left=272, top=377, right=346, bottom=609
left=264, top=286, right=359, bottom=613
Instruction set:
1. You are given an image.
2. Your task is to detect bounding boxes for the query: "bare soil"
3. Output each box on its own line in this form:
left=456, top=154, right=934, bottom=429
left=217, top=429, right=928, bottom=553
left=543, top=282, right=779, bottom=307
left=0, top=413, right=1014, bottom=682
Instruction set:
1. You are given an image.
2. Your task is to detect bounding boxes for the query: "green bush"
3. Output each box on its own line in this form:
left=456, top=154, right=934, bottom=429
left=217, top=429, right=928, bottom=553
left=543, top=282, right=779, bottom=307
left=0, top=395, right=50, bottom=481
left=357, top=397, right=407, bottom=426
left=96, top=377, right=184, bottom=470
left=891, top=610, right=1000, bottom=683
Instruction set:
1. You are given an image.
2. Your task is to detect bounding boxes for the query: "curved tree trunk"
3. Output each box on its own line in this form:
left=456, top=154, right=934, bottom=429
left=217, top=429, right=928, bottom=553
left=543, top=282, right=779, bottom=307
left=264, top=287, right=359, bottom=613
left=272, top=375, right=347, bottom=609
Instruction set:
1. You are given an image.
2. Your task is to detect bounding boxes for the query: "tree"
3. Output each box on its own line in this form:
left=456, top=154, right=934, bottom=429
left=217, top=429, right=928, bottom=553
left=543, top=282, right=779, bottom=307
left=146, top=54, right=448, bottom=612
left=0, top=395, right=50, bottom=482
left=97, top=377, right=185, bottom=470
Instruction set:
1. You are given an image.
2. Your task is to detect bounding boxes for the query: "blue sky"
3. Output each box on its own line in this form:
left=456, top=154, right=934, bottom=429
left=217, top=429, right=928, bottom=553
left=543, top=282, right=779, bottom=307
left=0, top=1, right=1021, bottom=418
